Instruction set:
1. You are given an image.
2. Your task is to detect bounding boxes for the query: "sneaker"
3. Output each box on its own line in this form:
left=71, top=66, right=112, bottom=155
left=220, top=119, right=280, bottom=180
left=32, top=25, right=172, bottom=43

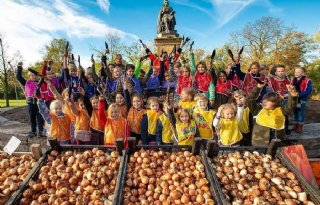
left=27, top=132, right=36, bottom=138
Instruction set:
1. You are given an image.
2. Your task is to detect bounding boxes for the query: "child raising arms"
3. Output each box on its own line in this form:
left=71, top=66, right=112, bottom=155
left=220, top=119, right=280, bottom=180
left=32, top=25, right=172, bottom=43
left=213, top=104, right=243, bottom=146
left=98, top=97, right=129, bottom=146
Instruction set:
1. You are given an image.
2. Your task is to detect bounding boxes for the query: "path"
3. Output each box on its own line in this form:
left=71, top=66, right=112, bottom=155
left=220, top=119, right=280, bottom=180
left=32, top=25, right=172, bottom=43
left=0, top=106, right=319, bottom=157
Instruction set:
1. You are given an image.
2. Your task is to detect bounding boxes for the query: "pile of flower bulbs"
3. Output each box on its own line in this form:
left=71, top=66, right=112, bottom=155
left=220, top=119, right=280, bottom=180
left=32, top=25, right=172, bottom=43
left=123, top=149, right=215, bottom=205
left=212, top=151, right=315, bottom=205
left=19, top=148, right=120, bottom=205
left=0, top=153, right=37, bottom=205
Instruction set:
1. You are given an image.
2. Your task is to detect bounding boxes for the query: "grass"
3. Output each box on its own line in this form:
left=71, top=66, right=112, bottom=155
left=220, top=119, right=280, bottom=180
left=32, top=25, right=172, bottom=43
left=0, top=99, right=26, bottom=107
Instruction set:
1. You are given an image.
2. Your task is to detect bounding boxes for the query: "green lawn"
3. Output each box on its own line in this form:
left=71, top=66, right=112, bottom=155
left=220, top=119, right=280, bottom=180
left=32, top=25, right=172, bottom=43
left=0, top=99, right=26, bottom=107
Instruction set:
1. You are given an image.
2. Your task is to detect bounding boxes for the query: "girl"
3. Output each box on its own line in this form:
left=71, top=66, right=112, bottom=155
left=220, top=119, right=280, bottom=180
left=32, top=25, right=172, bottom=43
left=214, top=70, right=233, bottom=109
left=177, top=87, right=196, bottom=114
left=115, top=92, right=128, bottom=118
left=248, top=83, right=298, bottom=147
left=242, top=61, right=265, bottom=97
left=16, top=62, right=44, bottom=138
left=291, top=67, right=312, bottom=133
left=190, top=50, right=215, bottom=106
left=37, top=99, right=71, bottom=144
left=213, top=104, right=243, bottom=146
left=98, top=97, right=129, bottom=146
left=106, top=66, right=122, bottom=93
left=168, top=107, right=198, bottom=146
left=89, top=96, right=104, bottom=145
left=69, top=94, right=92, bottom=144
left=232, top=91, right=252, bottom=146
left=141, top=97, right=163, bottom=145
left=226, top=50, right=245, bottom=90
left=124, top=78, right=146, bottom=144
left=145, top=55, right=166, bottom=90
left=176, top=65, right=193, bottom=96
left=193, top=94, right=216, bottom=141
left=268, top=65, right=290, bottom=98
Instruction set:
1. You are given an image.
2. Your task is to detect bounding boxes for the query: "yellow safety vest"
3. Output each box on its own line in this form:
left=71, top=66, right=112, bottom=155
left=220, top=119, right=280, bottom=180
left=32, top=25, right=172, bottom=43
left=239, top=107, right=250, bottom=134
left=193, top=107, right=216, bottom=140
left=176, top=120, right=197, bottom=145
left=147, top=110, right=162, bottom=135
left=158, top=114, right=174, bottom=143
left=256, top=107, right=285, bottom=130
left=220, top=118, right=243, bottom=146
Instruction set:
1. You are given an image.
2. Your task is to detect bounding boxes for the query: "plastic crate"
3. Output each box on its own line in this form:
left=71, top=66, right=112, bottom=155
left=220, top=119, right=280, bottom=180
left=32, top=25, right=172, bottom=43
left=204, top=141, right=320, bottom=205
left=113, top=137, right=222, bottom=205
left=6, top=145, right=124, bottom=205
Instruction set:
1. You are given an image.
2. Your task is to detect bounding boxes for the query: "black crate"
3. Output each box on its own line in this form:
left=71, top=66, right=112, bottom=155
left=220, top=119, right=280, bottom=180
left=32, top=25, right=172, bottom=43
left=6, top=145, right=123, bottom=205
left=113, top=137, right=222, bottom=205
left=205, top=141, right=320, bottom=205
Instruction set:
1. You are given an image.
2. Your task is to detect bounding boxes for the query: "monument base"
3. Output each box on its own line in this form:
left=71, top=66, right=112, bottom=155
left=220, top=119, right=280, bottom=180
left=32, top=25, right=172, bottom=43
left=154, top=35, right=183, bottom=55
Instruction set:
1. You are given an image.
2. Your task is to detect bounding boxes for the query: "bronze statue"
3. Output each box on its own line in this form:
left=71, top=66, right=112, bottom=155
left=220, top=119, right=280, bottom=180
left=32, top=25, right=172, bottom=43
left=157, top=0, right=176, bottom=34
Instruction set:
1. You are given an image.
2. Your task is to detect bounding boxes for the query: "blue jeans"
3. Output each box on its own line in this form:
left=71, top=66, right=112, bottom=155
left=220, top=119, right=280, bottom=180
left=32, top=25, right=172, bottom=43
left=27, top=102, right=44, bottom=133
left=293, top=101, right=306, bottom=124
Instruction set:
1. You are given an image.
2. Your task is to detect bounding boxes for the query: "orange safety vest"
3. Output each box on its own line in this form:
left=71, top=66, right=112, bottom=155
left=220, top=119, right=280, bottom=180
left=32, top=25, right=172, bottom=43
left=50, top=113, right=71, bottom=141
left=90, top=109, right=104, bottom=132
left=127, top=108, right=146, bottom=134
left=75, top=109, right=90, bottom=131
left=104, top=117, right=128, bottom=146
left=64, top=102, right=76, bottom=123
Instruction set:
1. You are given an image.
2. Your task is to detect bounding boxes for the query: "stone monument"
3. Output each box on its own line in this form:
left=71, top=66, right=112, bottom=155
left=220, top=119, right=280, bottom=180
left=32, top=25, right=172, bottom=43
left=154, top=0, right=182, bottom=54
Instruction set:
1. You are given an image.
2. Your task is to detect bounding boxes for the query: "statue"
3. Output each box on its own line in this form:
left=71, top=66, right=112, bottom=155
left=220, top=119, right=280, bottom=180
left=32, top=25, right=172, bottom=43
left=157, top=0, right=176, bottom=35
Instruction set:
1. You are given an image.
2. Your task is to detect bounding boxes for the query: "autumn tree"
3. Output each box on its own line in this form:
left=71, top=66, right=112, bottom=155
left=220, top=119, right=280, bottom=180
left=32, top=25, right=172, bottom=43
left=0, top=34, right=23, bottom=107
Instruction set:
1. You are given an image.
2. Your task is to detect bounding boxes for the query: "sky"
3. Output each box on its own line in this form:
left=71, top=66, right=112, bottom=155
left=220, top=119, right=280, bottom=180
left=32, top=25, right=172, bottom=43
left=0, top=0, right=319, bottom=67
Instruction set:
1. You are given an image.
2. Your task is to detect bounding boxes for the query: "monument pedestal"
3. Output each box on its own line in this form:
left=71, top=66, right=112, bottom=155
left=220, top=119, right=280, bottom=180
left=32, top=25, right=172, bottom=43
left=154, top=34, right=183, bottom=54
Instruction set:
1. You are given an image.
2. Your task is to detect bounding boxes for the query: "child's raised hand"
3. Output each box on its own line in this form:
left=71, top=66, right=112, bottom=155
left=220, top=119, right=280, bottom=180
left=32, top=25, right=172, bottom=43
left=286, top=84, right=298, bottom=96
left=18, top=61, right=23, bottom=67
left=79, top=87, right=85, bottom=96
left=257, top=82, right=266, bottom=89
left=122, top=77, right=129, bottom=89
left=209, top=100, right=215, bottom=107
left=217, top=104, right=225, bottom=115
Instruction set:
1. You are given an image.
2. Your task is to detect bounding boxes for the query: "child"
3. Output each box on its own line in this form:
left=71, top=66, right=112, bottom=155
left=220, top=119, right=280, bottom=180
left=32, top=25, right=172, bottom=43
left=69, top=94, right=92, bottom=144
left=123, top=64, right=142, bottom=94
left=156, top=102, right=175, bottom=145
left=98, top=98, right=129, bottom=146
left=106, top=66, right=122, bottom=93
left=213, top=104, right=243, bottom=146
left=89, top=96, right=104, bottom=145
left=226, top=50, right=245, bottom=90
left=145, top=55, right=166, bottom=90
left=193, top=94, right=216, bottom=141
left=232, top=91, right=252, bottom=146
left=168, top=107, right=198, bottom=145
left=115, top=92, right=128, bottom=118
left=177, top=87, right=196, bottom=114
left=291, top=67, right=312, bottom=133
left=124, top=79, right=146, bottom=143
left=242, top=61, right=265, bottom=97
left=140, top=97, right=163, bottom=145
left=190, top=50, right=215, bottom=106
left=37, top=99, right=71, bottom=144
left=176, top=65, right=193, bottom=96
left=268, top=65, right=290, bottom=98
left=214, top=70, right=233, bottom=109
left=16, top=62, right=44, bottom=138
left=248, top=83, right=298, bottom=147
left=268, top=65, right=291, bottom=134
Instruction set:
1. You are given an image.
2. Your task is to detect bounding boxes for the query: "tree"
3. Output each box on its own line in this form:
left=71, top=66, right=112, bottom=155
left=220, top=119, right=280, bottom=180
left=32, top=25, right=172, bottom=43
left=0, top=34, right=23, bottom=107
left=229, top=16, right=313, bottom=72
left=230, top=17, right=285, bottom=63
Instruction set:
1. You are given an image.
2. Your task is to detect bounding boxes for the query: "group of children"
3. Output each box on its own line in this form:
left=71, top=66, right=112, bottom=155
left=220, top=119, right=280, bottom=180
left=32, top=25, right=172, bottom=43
left=16, top=45, right=312, bottom=148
